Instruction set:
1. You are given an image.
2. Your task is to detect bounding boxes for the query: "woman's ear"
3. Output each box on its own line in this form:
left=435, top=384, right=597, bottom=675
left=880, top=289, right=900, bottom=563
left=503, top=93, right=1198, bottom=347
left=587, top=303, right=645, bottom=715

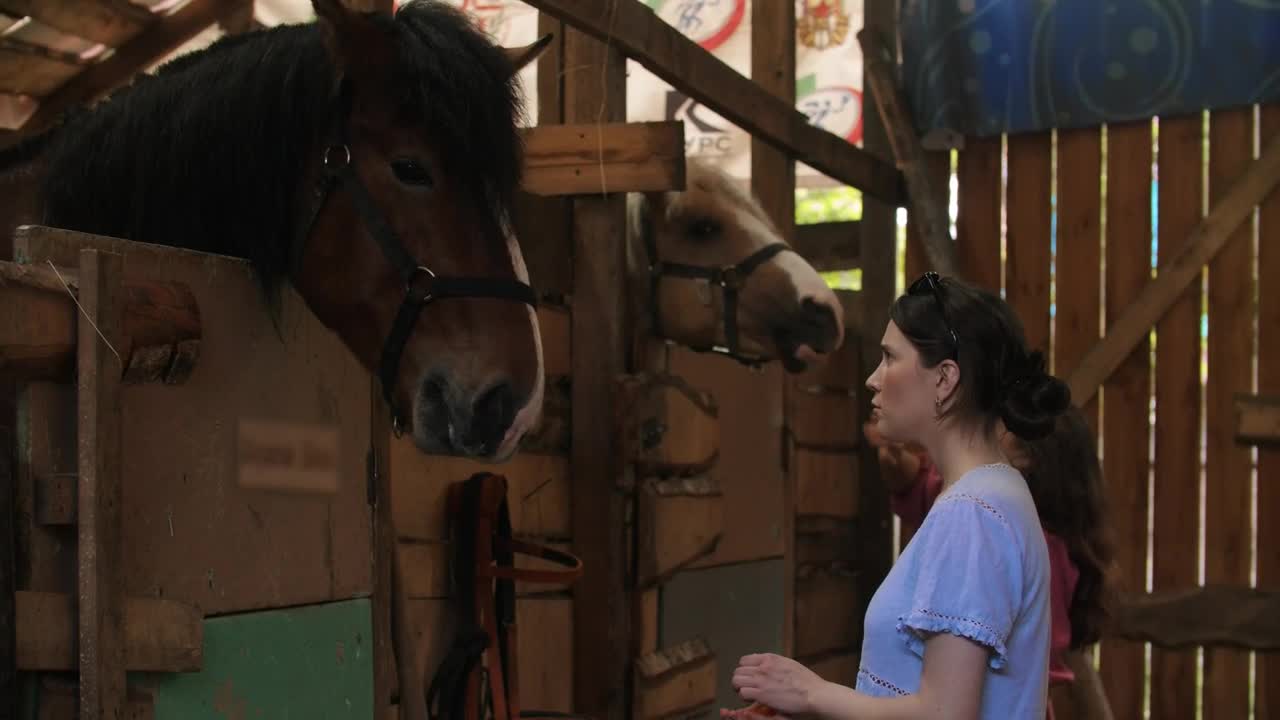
left=935, top=358, right=961, bottom=409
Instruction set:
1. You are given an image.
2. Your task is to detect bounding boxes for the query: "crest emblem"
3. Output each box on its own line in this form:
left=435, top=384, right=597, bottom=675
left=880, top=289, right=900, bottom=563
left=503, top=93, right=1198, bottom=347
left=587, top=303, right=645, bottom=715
left=797, top=0, right=851, bottom=50
left=655, top=0, right=746, bottom=52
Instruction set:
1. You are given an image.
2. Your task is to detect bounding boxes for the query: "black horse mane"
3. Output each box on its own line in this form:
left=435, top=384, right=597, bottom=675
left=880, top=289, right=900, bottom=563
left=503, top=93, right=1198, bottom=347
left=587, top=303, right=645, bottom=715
left=20, top=0, right=525, bottom=292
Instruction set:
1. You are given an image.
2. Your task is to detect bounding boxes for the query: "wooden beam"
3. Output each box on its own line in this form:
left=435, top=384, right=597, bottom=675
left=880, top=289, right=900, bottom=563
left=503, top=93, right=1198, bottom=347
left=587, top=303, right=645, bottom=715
left=854, top=0, right=898, bottom=652
left=0, top=452, right=12, bottom=719
left=0, top=39, right=83, bottom=96
left=0, top=257, right=202, bottom=383
left=1068, top=131, right=1280, bottom=405
left=750, top=0, right=795, bottom=659
left=793, top=221, right=861, bottom=272
left=16, top=591, right=202, bottom=672
left=858, top=27, right=957, bottom=277
left=520, top=121, right=685, bottom=196
left=565, top=26, right=631, bottom=720
left=1235, top=393, right=1280, bottom=446
left=77, top=248, right=126, bottom=720
left=1110, top=585, right=1280, bottom=651
left=12, top=0, right=251, bottom=140
left=0, top=0, right=149, bottom=47
left=519, top=0, right=905, bottom=205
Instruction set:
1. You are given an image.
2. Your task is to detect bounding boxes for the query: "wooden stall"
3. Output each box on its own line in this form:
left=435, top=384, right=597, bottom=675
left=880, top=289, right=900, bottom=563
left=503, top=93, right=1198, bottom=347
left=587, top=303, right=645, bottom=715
left=1, top=1, right=906, bottom=719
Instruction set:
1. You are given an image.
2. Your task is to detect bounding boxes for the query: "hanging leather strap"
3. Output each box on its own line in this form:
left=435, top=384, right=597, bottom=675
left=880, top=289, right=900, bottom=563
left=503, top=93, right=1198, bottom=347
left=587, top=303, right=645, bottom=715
left=427, top=473, right=587, bottom=720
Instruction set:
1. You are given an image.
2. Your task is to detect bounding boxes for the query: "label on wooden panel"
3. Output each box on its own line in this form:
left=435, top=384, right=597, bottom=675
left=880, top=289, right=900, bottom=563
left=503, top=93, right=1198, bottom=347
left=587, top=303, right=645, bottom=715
left=236, top=418, right=341, bottom=494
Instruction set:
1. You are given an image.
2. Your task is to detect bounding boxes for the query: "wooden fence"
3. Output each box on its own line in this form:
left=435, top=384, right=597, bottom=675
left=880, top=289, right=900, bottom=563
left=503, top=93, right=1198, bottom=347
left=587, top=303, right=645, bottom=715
left=905, top=103, right=1280, bottom=720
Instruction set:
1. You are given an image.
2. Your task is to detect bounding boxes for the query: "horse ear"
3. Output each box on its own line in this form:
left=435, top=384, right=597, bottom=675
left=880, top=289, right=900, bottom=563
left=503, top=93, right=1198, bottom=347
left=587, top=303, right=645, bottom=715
left=504, top=33, right=553, bottom=74
left=312, top=0, right=391, bottom=79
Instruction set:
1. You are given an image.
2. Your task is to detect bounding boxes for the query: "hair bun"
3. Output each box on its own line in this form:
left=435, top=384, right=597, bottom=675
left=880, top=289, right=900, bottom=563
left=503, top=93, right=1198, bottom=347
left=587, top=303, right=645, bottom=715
left=1000, top=351, right=1071, bottom=440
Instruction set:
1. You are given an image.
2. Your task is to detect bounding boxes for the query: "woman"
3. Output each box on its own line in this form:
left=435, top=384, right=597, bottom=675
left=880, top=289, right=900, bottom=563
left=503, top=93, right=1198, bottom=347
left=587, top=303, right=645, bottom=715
left=867, top=403, right=1116, bottom=718
left=728, top=272, right=1070, bottom=719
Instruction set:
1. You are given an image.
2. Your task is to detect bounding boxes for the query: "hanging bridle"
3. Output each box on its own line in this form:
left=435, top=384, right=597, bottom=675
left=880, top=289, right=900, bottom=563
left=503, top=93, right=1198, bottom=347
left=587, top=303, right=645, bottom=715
left=293, top=79, right=538, bottom=434
left=640, top=213, right=793, bottom=368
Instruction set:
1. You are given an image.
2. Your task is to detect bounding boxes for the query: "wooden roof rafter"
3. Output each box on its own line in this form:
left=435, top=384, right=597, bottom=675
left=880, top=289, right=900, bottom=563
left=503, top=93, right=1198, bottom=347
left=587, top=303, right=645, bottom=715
left=0, top=0, right=254, bottom=148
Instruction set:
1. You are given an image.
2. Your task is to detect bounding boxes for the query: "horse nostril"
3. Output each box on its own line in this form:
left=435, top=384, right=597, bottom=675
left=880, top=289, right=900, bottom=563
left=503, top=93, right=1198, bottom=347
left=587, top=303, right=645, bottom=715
left=800, top=298, right=839, bottom=352
left=465, top=381, right=516, bottom=455
left=417, top=374, right=453, bottom=448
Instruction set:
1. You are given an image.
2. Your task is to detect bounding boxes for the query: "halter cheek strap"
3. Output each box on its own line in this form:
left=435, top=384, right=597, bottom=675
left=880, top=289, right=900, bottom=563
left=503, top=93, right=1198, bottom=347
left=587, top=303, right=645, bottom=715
left=644, top=234, right=791, bottom=367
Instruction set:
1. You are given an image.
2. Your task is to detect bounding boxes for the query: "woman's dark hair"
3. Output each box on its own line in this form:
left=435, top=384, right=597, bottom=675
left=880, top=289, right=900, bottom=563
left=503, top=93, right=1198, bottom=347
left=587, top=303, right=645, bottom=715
left=1017, top=405, right=1117, bottom=647
left=888, top=273, right=1070, bottom=440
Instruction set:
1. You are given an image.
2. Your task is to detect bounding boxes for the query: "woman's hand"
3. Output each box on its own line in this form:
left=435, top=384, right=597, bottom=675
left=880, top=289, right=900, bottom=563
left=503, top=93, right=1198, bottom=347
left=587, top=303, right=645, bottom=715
left=730, top=653, right=826, bottom=716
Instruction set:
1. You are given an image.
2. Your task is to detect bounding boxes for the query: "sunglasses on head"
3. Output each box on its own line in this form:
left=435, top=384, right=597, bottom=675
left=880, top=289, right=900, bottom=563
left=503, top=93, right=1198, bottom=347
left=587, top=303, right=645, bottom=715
left=907, top=271, right=960, bottom=357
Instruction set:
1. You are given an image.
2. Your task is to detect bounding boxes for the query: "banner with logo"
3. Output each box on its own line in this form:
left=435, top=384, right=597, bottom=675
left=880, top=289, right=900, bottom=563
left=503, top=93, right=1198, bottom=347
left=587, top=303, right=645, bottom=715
left=444, top=0, right=866, bottom=188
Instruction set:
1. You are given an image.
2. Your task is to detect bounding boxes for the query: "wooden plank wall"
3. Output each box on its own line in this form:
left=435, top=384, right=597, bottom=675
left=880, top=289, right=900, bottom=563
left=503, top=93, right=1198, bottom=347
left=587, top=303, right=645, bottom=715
left=910, top=103, right=1279, bottom=719
left=1258, top=104, right=1280, bottom=720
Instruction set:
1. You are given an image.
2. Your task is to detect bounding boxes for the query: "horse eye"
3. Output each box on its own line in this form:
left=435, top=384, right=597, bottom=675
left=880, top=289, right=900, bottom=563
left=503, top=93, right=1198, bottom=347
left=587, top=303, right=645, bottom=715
left=687, top=218, right=721, bottom=239
left=391, top=158, right=434, bottom=188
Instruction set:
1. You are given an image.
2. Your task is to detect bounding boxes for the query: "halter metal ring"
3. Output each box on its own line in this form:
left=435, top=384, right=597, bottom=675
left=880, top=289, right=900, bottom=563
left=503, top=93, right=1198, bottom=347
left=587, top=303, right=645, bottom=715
left=323, top=144, right=351, bottom=170
left=717, top=265, right=744, bottom=290
left=406, top=265, right=437, bottom=302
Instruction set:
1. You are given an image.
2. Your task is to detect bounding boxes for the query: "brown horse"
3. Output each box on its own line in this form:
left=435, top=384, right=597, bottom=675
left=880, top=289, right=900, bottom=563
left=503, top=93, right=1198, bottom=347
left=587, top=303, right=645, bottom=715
left=627, top=159, right=845, bottom=371
left=0, top=0, right=552, bottom=462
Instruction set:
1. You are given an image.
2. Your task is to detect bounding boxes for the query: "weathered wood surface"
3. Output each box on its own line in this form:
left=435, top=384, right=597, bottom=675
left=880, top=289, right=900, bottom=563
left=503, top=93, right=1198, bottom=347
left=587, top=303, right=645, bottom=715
left=1110, top=585, right=1280, bottom=651
left=16, top=590, right=202, bottom=672
left=76, top=248, right=127, bottom=720
left=636, top=474, right=722, bottom=588
left=633, top=638, right=717, bottom=720
left=0, top=257, right=202, bottom=383
left=521, top=121, right=685, bottom=196
left=1068, top=130, right=1280, bottom=405
left=14, top=225, right=374, bottom=618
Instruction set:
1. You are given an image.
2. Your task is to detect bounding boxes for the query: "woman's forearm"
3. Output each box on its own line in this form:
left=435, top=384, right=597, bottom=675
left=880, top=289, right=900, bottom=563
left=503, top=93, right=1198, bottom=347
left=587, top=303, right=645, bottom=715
left=806, top=680, right=929, bottom=720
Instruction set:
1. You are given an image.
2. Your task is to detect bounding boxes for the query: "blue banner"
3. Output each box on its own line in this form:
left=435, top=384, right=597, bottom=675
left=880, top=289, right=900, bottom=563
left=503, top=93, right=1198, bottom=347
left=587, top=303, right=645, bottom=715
left=899, top=0, right=1280, bottom=138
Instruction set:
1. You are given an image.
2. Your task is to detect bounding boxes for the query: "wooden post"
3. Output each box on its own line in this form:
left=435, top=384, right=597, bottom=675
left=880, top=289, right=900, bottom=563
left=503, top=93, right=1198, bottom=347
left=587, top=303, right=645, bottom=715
left=750, top=0, right=796, bottom=659
left=564, top=27, right=631, bottom=720
left=76, top=248, right=125, bottom=720
left=857, top=27, right=957, bottom=277
left=855, top=0, right=898, bottom=631
left=0, top=451, right=13, bottom=720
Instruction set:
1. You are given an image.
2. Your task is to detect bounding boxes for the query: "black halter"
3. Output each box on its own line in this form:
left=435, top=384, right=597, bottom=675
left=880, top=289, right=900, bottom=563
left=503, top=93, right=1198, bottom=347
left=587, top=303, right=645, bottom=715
left=642, top=225, right=791, bottom=368
left=294, top=81, right=537, bottom=435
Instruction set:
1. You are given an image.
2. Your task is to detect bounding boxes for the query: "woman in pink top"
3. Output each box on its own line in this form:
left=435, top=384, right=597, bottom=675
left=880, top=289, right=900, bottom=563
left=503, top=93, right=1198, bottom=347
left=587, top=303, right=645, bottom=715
left=866, top=404, right=1115, bottom=718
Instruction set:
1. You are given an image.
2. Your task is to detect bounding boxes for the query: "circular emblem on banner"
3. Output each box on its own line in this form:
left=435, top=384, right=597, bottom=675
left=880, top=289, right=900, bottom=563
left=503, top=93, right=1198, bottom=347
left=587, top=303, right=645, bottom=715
left=658, top=0, right=746, bottom=52
left=797, top=86, right=863, bottom=144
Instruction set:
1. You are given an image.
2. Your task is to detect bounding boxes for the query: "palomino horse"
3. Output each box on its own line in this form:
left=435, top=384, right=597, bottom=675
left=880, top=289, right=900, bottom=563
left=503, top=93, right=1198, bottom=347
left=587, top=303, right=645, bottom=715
left=627, top=159, right=845, bottom=371
left=0, top=0, right=551, bottom=462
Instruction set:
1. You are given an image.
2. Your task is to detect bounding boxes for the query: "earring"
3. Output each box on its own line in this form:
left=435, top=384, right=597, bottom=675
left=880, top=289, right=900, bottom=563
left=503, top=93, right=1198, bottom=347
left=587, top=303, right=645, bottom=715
left=934, top=397, right=942, bottom=418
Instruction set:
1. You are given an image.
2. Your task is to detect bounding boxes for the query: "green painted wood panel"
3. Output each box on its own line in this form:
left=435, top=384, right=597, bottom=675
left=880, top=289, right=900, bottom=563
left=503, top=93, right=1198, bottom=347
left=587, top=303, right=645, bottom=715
left=131, top=598, right=375, bottom=719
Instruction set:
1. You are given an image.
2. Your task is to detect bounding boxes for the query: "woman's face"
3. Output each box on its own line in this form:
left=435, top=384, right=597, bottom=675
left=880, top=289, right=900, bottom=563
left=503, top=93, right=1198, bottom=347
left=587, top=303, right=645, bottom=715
left=865, top=321, right=940, bottom=445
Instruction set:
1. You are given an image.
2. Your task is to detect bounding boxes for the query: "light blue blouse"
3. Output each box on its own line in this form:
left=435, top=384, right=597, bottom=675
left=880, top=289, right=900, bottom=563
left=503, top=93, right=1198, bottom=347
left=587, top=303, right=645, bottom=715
left=856, top=463, right=1051, bottom=718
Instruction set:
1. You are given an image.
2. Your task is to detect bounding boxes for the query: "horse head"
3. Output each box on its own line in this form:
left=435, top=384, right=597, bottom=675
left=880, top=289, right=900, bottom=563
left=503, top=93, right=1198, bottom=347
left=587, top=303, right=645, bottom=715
left=627, top=158, right=844, bottom=372
left=294, top=0, right=551, bottom=461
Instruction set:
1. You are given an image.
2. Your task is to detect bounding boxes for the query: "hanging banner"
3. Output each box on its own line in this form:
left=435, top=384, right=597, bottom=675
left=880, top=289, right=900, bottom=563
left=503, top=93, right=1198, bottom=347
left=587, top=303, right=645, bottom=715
left=900, top=0, right=1280, bottom=138
left=445, top=0, right=867, bottom=187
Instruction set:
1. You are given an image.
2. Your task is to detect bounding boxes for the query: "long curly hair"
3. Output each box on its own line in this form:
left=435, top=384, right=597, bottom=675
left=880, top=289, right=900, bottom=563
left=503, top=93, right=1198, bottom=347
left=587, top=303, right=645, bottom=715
left=1016, top=404, right=1117, bottom=648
